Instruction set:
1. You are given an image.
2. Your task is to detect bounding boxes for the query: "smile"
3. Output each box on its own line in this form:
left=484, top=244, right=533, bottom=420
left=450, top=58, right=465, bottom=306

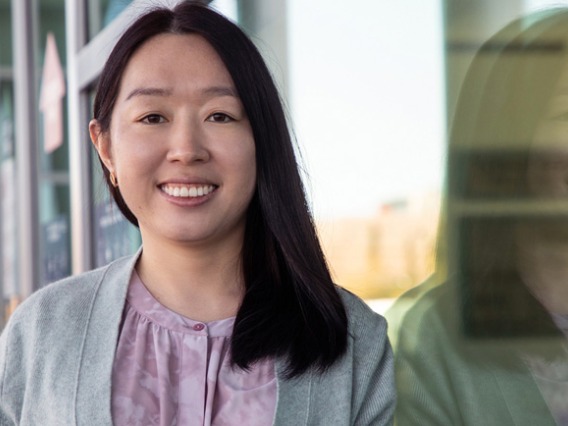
left=160, top=183, right=217, bottom=198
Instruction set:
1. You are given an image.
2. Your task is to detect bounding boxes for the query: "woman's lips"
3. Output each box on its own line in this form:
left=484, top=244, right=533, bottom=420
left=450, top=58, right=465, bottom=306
left=159, top=183, right=217, bottom=198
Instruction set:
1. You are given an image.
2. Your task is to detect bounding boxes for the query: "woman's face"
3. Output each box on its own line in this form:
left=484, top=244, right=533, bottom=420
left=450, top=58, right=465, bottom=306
left=91, top=33, right=256, bottom=252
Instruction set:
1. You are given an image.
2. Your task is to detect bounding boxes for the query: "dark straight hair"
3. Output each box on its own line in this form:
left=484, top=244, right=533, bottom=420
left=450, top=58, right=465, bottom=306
left=92, top=0, right=347, bottom=377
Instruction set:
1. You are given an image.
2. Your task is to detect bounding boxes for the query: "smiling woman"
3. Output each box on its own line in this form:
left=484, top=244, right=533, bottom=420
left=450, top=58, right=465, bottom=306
left=91, top=33, right=257, bottom=288
left=91, top=32, right=258, bottom=323
left=0, top=1, right=395, bottom=425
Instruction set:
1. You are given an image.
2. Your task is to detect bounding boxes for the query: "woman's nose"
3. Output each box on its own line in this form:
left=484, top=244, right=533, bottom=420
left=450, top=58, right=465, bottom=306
left=166, top=120, right=210, bottom=164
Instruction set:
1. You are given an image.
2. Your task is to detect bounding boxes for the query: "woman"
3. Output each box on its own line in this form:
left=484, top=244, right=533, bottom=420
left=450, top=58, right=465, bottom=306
left=0, top=2, right=395, bottom=425
left=388, top=8, right=568, bottom=426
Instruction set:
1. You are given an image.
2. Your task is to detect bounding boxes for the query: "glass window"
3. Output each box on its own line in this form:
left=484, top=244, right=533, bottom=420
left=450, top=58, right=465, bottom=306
left=88, top=0, right=134, bottom=40
left=37, top=0, right=72, bottom=287
left=0, top=82, right=15, bottom=326
left=0, top=0, right=15, bottom=326
left=0, top=0, right=12, bottom=68
left=386, top=0, right=568, bottom=424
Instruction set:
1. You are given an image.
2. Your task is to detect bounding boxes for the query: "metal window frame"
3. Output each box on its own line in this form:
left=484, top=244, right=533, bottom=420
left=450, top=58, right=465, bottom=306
left=12, top=0, right=40, bottom=297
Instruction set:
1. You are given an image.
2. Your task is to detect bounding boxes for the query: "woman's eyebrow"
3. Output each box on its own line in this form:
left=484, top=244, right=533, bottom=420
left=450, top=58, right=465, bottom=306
left=125, top=87, right=173, bottom=101
left=124, top=86, right=238, bottom=101
left=200, top=86, right=238, bottom=99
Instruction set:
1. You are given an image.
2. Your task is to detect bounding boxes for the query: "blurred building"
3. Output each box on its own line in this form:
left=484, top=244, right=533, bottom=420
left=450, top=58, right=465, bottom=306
left=318, top=192, right=440, bottom=300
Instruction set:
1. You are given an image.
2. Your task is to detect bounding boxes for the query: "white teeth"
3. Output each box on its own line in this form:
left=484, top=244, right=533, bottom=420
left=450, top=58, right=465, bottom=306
left=162, top=184, right=215, bottom=198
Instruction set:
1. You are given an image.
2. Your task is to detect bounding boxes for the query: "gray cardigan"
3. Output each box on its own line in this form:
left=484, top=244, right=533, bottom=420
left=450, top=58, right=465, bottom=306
left=0, top=253, right=395, bottom=425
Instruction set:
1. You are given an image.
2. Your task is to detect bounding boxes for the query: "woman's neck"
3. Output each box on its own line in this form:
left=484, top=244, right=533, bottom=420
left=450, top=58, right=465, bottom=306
left=135, top=238, right=245, bottom=322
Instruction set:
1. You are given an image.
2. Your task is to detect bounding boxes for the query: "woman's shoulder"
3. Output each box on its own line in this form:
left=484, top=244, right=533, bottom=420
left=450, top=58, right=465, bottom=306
left=300, top=286, right=395, bottom=424
left=336, top=286, right=389, bottom=350
left=8, top=254, right=135, bottom=328
left=337, top=286, right=387, bottom=327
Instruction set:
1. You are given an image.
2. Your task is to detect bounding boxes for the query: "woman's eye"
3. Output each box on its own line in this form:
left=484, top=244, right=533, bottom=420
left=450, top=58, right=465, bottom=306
left=207, top=113, right=233, bottom=123
left=141, top=114, right=165, bottom=124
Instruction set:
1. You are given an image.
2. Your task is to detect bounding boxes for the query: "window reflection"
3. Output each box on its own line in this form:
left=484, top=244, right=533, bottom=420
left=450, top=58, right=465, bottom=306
left=38, top=1, right=71, bottom=288
left=0, top=81, right=15, bottom=326
left=88, top=0, right=133, bottom=40
left=388, top=9, right=568, bottom=425
left=104, top=0, right=133, bottom=25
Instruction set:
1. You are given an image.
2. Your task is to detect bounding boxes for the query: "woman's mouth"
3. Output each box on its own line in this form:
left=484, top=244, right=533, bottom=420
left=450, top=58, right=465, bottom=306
left=160, top=183, right=217, bottom=198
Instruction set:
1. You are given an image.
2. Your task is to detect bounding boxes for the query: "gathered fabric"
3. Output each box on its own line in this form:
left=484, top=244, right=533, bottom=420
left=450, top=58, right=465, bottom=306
left=112, top=272, right=277, bottom=426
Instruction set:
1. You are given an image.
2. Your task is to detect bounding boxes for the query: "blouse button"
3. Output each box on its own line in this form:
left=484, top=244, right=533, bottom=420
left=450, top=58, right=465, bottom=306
left=193, top=323, right=205, bottom=331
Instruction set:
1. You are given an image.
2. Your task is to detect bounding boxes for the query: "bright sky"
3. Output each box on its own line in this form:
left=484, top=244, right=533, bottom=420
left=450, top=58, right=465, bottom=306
left=288, top=0, right=446, bottom=219
left=288, top=0, right=568, bottom=221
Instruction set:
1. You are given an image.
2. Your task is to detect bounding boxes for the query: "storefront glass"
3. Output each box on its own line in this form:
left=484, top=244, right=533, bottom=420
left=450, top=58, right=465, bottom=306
left=88, top=0, right=133, bottom=40
left=0, top=0, right=15, bottom=325
left=37, top=0, right=72, bottom=287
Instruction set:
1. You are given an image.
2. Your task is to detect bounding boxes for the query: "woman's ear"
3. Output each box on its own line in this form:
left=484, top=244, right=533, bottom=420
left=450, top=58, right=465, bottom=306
left=89, top=119, right=114, bottom=173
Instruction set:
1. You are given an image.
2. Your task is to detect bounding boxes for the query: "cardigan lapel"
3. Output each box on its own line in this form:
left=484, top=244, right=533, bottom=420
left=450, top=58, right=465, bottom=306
left=72, top=249, right=311, bottom=425
left=74, top=251, right=140, bottom=426
left=273, top=362, right=312, bottom=426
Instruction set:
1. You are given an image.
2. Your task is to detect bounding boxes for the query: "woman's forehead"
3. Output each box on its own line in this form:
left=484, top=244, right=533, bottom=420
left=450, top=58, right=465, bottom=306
left=117, top=33, right=236, bottom=100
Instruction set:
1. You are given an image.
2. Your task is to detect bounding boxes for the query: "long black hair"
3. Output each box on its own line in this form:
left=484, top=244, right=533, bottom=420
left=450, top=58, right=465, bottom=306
left=92, top=0, right=347, bottom=378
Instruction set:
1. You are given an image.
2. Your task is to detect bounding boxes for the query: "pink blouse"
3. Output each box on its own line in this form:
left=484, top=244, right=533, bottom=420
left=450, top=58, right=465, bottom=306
left=111, top=272, right=277, bottom=425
